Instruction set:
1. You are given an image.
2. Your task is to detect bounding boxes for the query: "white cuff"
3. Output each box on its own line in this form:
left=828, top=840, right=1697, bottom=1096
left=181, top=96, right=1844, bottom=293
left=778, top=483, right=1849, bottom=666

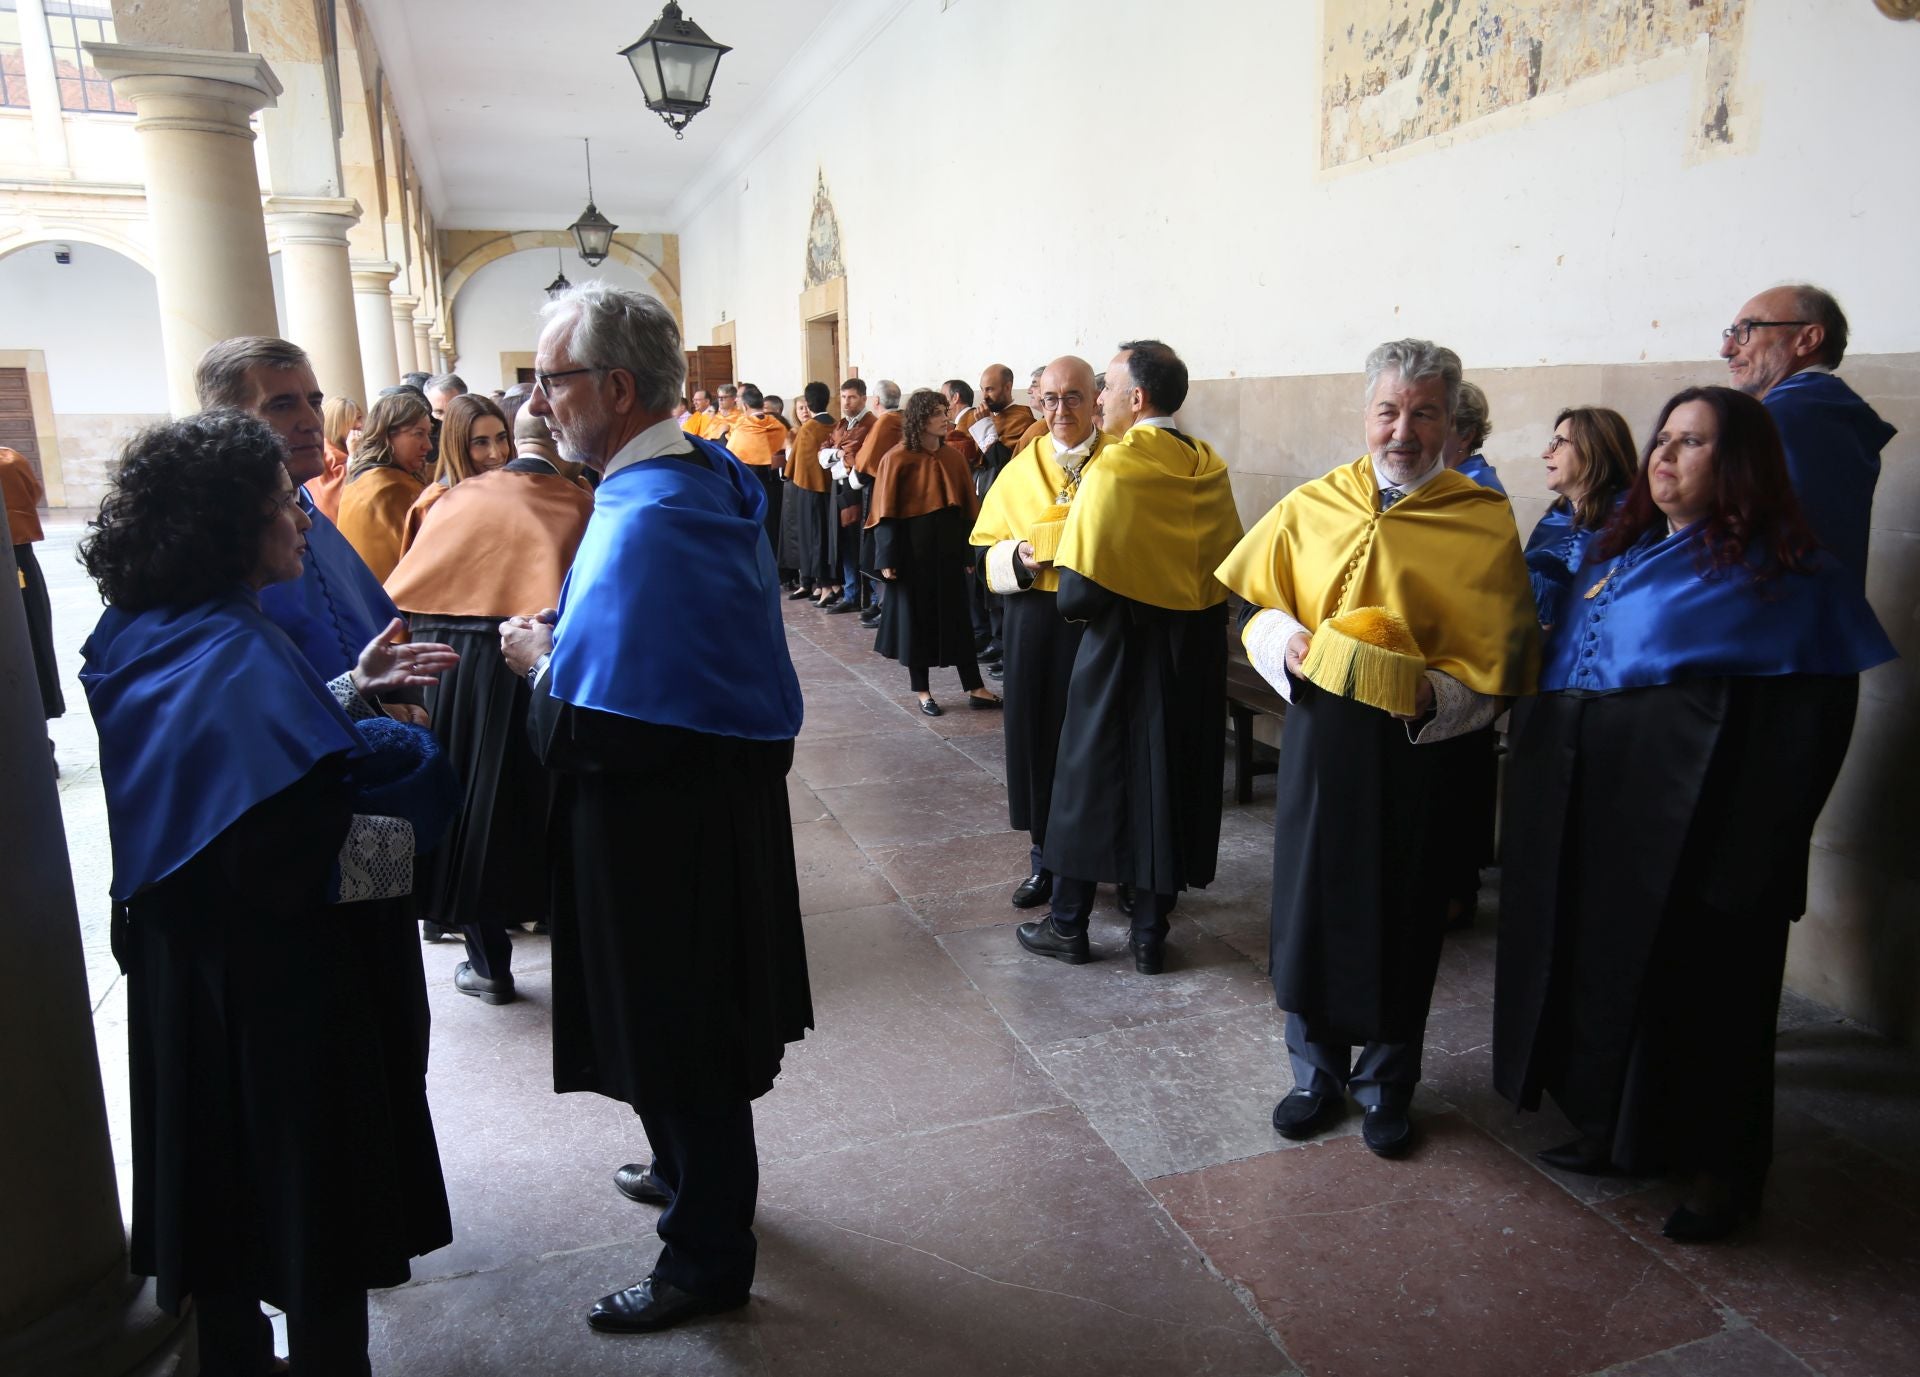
left=1242, top=608, right=1306, bottom=704
left=968, top=416, right=1000, bottom=451
left=327, top=672, right=381, bottom=720
left=818, top=447, right=837, bottom=470
left=985, top=539, right=1027, bottom=595
left=1407, top=670, right=1499, bottom=744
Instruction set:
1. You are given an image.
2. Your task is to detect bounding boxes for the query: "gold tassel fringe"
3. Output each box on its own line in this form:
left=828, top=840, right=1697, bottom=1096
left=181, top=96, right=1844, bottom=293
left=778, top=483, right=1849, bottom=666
left=1300, top=606, right=1427, bottom=715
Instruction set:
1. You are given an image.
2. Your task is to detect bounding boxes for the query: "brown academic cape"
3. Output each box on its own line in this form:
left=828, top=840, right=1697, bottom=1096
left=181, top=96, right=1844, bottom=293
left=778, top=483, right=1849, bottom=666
left=337, top=464, right=425, bottom=582
left=784, top=417, right=833, bottom=492
left=308, top=444, right=349, bottom=524
left=865, top=443, right=978, bottom=526
left=384, top=467, right=595, bottom=618
left=399, top=480, right=451, bottom=556
left=2, top=445, right=45, bottom=544
left=859, top=410, right=903, bottom=479
left=1018, top=418, right=1048, bottom=450
left=827, top=410, right=878, bottom=471
left=867, top=445, right=980, bottom=671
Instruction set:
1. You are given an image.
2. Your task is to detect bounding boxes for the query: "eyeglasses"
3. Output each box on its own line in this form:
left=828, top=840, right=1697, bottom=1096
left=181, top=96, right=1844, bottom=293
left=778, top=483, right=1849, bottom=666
left=533, top=366, right=602, bottom=394
left=1544, top=436, right=1573, bottom=453
left=1721, top=320, right=1811, bottom=346
left=1041, top=393, right=1088, bottom=410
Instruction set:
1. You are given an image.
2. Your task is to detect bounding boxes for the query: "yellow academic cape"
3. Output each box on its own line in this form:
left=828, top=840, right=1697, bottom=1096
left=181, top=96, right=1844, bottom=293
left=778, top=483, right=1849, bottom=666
left=969, top=429, right=1118, bottom=593
left=1214, top=455, right=1539, bottom=696
left=1053, top=423, right=1244, bottom=612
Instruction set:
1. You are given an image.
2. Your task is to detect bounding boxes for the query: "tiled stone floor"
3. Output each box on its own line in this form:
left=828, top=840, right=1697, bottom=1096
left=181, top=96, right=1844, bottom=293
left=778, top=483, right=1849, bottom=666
left=39, top=518, right=1920, bottom=1375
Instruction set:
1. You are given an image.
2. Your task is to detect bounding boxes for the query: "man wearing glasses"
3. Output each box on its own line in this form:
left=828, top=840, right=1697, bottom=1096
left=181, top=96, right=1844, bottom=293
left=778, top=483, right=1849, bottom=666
left=970, top=356, right=1117, bottom=917
left=501, top=285, right=811, bottom=1335
left=1721, top=284, right=1893, bottom=588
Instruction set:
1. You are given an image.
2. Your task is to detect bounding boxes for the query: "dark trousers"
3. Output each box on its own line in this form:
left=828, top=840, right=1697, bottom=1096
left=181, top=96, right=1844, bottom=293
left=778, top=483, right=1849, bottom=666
left=1048, top=875, right=1173, bottom=946
left=195, top=1286, right=369, bottom=1377
left=1029, top=844, right=1048, bottom=882
left=909, top=658, right=982, bottom=694
left=1284, top=922, right=1446, bottom=1112
left=634, top=1095, right=759, bottom=1299
left=460, top=922, right=513, bottom=983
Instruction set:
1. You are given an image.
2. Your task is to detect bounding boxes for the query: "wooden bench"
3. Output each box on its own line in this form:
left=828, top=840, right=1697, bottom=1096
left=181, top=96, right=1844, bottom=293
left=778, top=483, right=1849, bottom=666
left=1225, top=618, right=1286, bottom=805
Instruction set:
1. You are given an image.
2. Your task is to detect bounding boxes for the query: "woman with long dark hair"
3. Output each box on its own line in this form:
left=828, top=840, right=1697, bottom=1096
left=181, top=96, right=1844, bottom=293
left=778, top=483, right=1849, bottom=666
left=1494, top=386, right=1894, bottom=1242
left=80, top=410, right=457, bottom=1374
left=1523, top=405, right=1639, bottom=628
left=338, top=390, right=433, bottom=580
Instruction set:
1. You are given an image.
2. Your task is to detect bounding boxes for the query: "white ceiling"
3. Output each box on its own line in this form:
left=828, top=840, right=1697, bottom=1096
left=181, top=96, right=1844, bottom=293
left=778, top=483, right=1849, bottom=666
left=356, top=0, right=847, bottom=231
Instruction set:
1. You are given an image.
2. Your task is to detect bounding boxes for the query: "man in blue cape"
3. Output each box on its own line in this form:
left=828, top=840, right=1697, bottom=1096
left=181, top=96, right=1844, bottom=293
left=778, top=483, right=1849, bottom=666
left=501, top=284, right=811, bottom=1336
left=1720, top=283, right=1894, bottom=590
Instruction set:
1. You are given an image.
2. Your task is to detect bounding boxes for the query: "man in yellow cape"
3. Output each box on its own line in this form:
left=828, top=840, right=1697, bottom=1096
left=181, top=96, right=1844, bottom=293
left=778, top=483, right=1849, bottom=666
left=1214, top=338, right=1538, bottom=1160
left=1014, top=340, right=1245, bottom=976
left=970, top=355, right=1118, bottom=915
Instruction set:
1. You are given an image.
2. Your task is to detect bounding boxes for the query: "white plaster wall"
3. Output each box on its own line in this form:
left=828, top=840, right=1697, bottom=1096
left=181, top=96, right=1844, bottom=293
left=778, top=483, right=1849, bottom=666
left=450, top=249, right=665, bottom=393
left=0, top=241, right=167, bottom=412
left=676, top=0, right=1920, bottom=388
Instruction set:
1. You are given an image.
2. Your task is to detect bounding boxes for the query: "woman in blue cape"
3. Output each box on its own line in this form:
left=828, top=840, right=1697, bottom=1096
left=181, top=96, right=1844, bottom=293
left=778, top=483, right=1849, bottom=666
left=80, top=411, right=458, bottom=1375
left=1493, top=387, right=1895, bottom=1243
left=1521, top=405, right=1638, bottom=629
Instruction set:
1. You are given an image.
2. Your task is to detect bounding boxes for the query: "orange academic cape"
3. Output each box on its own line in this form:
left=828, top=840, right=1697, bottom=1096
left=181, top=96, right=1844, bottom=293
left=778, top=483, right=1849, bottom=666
left=725, top=412, right=789, bottom=468
left=336, top=464, right=425, bottom=582
left=384, top=467, right=595, bottom=618
left=785, top=417, right=833, bottom=493
left=1, top=446, right=46, bottom=544
left=865, top=444, right=979, bottom=525
left=858, top=411, right=903, bottom=479
left=307, top=444, right=349, bottom=523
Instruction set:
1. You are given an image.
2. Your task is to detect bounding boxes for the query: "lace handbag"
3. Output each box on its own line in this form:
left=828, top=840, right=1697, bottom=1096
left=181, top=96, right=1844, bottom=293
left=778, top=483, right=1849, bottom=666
left=331, top=814, right=416, bottom=904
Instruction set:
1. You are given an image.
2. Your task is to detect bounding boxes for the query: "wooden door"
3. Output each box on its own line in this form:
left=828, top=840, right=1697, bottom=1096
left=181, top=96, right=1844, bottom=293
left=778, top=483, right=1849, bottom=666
left=516, top=367, right=535, bottom=385
left=683, top=346, right=733, bottom=402
left=0, top=368, right=42, bottom=486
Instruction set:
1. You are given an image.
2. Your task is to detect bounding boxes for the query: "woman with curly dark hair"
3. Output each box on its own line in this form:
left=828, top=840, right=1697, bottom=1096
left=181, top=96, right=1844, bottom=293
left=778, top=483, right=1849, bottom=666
left=80, top=409, right=459, bottom=1376
left=864, top=388, right=1001, bottom=715
left=1494, top=386, right=1895, bottom=1243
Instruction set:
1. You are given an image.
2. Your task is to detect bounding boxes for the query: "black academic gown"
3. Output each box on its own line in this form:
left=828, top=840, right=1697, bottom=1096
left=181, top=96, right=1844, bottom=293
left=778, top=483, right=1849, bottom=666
left=1041, top=571, right=1227, bottom=895
left=1493, top=673, right=1858, bottom=1177
left=1000, top=588, right=1084, bottom=843
left=116, top=763, right=451, bottom=1317
left=529, top=681, right=813, bottom=1106
left=871, top=505, right=979, bottom=670
left=1265, top=680, right=1451, bottom=1044
left=16, top=541, right=64, bottom=718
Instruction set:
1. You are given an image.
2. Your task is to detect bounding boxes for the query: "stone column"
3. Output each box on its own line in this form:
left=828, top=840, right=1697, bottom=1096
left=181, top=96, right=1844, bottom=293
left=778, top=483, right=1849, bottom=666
left=265, top=196, right=366, bottom=408
left=85, top=44, right=283, bottom=416
left=352, top=260, right=402, bottom=402
left=390, top=294, right=421, bottom=377
left=15, top=0, right=71, bottom=172
left=412, top=318, right=434, bottom=380
left=0, top=541, right=188, bottom=1374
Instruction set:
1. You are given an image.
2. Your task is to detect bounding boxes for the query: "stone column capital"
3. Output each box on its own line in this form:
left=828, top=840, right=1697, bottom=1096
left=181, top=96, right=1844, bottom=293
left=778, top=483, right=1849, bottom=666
left=264, top=196, right=362, bottom=248
left=85, top=44, right=282, bottom=138
left=391, top=293, right=421, bottom=319
left=350, top=259, right=401, bottom=292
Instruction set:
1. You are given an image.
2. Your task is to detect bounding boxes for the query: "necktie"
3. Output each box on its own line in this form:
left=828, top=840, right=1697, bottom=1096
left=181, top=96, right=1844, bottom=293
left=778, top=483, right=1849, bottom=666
left=1380, top=486, right=1405, bottom=511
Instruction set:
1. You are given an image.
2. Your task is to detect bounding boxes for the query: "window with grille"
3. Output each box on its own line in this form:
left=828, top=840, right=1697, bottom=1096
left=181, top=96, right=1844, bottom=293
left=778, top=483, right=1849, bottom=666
left=45, top=0, right=131, bottom=115
left=1, top=3, right=29, bottom=109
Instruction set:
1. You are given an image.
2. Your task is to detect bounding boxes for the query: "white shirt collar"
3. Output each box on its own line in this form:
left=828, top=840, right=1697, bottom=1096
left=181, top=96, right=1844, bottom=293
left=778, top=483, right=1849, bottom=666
left=602, top=416, right=696, bottom=482
left=1134, top=414, right=1179, bottom=430
left=1375, top=454, right=1445, bottom=494
left=1051, top=428, right=1098, bottom=462
left=1794, top=363, right=1835, bottom=377
left=842, top=405, right=868, bottom=425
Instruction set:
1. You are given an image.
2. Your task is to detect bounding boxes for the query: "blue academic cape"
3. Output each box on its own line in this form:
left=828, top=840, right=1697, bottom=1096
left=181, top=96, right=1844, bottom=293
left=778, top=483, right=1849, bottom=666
left=1765, top=370, right=1894, bottom=588
left=258, top=491, right=404, bottom=680
left=1455, top=454, right=1507, bottom=495
left=81, top=592, right=366, bottom=901
left=1540, top=524, right=1895, bottom=694
left=548, top=435, right=804, bottom=741
left=1523, top=499, right=1620, bottom=630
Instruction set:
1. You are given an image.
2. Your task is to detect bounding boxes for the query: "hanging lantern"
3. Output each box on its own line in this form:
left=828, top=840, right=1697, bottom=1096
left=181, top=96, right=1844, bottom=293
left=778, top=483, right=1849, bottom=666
left=619, top=2, right=731, bottom=139
left=568, top=138, right=617, bottom=266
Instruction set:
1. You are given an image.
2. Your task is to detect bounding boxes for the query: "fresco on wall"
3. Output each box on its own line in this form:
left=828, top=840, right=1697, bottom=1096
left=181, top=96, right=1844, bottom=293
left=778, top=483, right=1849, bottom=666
left=1321, top=0, right=1748, bottom=169
left=804, top=169, right=845, bottom=288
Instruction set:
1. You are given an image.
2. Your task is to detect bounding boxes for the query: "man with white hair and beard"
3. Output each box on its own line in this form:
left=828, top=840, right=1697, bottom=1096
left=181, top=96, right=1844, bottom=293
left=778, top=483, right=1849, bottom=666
left=1216, top=339, right=1537, bottom=1159
left=500, top=284, right=812, bottom=1334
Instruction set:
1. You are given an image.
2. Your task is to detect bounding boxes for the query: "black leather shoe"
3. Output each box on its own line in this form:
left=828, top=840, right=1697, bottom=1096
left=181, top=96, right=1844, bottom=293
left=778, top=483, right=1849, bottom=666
left=421, top=921, right=454, bottom=944
left=1361, top=1104, right=1415, bottom=1158
left=586, top=1275, right=747, bottom=1333
left=454, top=961, right=515, bottom=1005
left=919, top=697, right=943, bottom=717
left=860, top=607, right=881, bottom=624
left=1662, top=1177, right=1762, bottom=1244
left=1116, top=883, right=1138, bottom=916
left=826, top=600, right=858, bottom=614
left=1130, top=939, right=1165, bottom=975
left=1536, top=1136, right=1613, bottom=1175
left=787, top=586, right=814, bottom=600
left=612, top=1162, right=672, bottom=1206
left=1271, top=1089, right=1337, bottom=1141
left=968, top=693, right=1003, bottom=710
left=1011, top=872, right=1052, bottom=909
left=987, top=662, right=1004, bottom=679
left=1015, top=919, right=1091, bottom=965
left=978, top=642, right=1002, bottom=663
